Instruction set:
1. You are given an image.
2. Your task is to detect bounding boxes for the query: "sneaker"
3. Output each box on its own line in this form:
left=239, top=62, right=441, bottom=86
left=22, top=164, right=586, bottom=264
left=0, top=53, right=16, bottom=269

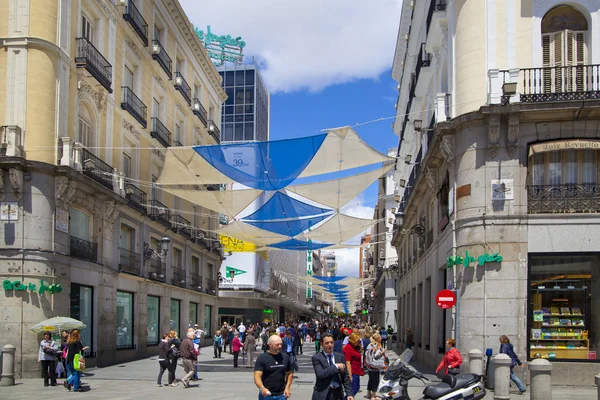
left=519, top=390, right=526, bottom=395
left=170, top=383, right=179, bottom=387
left=157, top=384, right=162, bottom=387
left=182, top=380, right=189, bottom=388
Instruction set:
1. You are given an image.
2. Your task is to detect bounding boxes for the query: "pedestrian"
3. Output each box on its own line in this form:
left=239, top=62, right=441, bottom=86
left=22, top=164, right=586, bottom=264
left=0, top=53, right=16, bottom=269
left=343, top=333, right=364, bottom=397
left=232, top=331, right=242, bottom=368
left=213, top=330, right=223, bottom=358
left=38, top=331, right=59, bottom=387
left=157, top=333, right=172, bottom=387
left=179, top=331, right=197, bottom=388
left=59, top=330, right=69, bottom=379
left=193, top=324, right=204, bottom=354
left=228, top=324, right=236, bottom=354
left=365, top=333, right=387, bottom=400
left=499, top=335, right=526, bottom=394
left=436, top=338, right=462, bottom=375
left=238, top=321, right=246, bottom=342
left=64, top=329, right=89, bottom=392
left=380, top=327, right=388, bottom=349
left=254, top=335, right=293, bottom=400
left=244, top=329, right=257, bottom=368
left=283, top=330, right=296, bottom=372
left=168, top=330, right=181, bottom=385
left=311, top=333, right=354, bottom=400
left=315, top=330, right=321, bottom=353
left=405, top=328, right=413, bottom=350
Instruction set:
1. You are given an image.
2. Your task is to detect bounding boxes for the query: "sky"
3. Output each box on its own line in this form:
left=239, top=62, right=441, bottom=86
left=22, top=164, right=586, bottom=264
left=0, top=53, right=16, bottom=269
left=180, top=0, right=402, bottom=277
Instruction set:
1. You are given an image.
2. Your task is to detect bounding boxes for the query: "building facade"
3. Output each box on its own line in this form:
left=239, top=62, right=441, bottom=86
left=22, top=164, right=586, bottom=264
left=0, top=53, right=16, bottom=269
left=0, top=0, right=226, bottom=377
left=390, top=0, right=600, bottom=385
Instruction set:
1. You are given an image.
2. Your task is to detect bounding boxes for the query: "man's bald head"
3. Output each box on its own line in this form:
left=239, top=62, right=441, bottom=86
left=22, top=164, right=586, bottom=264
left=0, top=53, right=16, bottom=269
left=267, top=334, right=283, bottom=354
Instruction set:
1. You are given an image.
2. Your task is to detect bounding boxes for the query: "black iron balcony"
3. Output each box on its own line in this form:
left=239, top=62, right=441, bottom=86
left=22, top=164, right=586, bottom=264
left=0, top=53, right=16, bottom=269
left=427, top=0, right=447, bottom=35
left=124, top=183, right=147, bottom=214
left=174, top=72, right=191, bottom=105
left=206, top=278, right=217, bottom=295
left=527, top=184, right=600, bottom=214
left=436, top=0, right=448, bottom=11
left=118, top=248, right=140, bottom=276
left=171, top=214, right=192, bottom=238
left=190, top=272, right=203, bottom=292
left=172, top=267, right=187, bottom=288
left=152, top=40, right=172, bottom=79
left=121, top=86, right=147, bottom=128
left=123, top=0, right=148, bottom=46
left=148, top=259, right=166, bottom=282
left=507, top=65, right=600, bottom=103
left=192, top=98, right=208, bottom=127
left=151, top=118, right=172, bottom=147
left=419, top=43, right=431, bottom=67
left=75, top=37, right=113, bottom=93
left=81, top=147, right=114, bottom=190
left=148, top=199, right=171, bottom=227
left=207, top=120, right=220, bottom=144
left=70, top=236, right=98, bottom=263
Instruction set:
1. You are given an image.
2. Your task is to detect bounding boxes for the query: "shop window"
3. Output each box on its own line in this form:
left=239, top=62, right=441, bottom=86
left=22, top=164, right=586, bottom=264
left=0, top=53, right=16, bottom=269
left=530, top=149, right=598, bottom=186
left=529, top=254, right=599, bottom=361
left=204, top=304, right=212, bottom=336
left=70, top=283, right=94, bottom=356
left=147, top=295, right=160, bottom=346
left=170, top=299, right=181, bottom=335
left=116, top=291, right=134, bottom=349
left=189, top=302, right=198, bottom=327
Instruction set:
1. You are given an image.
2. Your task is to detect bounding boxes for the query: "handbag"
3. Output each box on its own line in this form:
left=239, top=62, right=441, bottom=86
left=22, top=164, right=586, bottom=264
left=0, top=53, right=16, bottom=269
left=73, top=352, right=86, bottom=372
left=448, top=367, right=460, bottom=375
left=43, top=347, right=58, bottom=357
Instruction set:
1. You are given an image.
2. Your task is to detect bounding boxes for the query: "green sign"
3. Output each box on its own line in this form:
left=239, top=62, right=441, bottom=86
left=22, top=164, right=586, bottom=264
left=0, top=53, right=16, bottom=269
left=225, top=266, right=247, bottom=277
left=446, top=251, right=502, bottom=268
left=361, top=309, right=368, bottom=315
left=264, top=309, right=274, bottom=314
left=194, top=25, right=245, bottom=66
left=3, top=279, right=63, bottom=294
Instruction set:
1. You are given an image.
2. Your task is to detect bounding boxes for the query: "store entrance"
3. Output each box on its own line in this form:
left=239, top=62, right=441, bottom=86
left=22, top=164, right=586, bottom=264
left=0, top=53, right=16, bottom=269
left=220, top=315, right=243, bottom=327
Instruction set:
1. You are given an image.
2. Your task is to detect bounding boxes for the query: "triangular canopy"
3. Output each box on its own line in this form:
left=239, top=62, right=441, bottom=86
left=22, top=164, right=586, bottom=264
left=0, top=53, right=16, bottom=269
left=244, top=214, right=331, bottom=237
left=296, top=213, right=378, bottom=243
left=160, top=186, right=261, bottom=217
left=242, top=191, right=332, bottom=221
left=217, top=221, right=287, bottom=246
left=268, top=239, right=332, bottom=251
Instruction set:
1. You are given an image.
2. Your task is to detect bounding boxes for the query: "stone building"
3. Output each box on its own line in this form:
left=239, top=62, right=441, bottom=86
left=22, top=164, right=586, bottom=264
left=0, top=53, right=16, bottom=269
left=391, top=0, right=600, bottom=384
left=0, top=0, right=226, bottom=377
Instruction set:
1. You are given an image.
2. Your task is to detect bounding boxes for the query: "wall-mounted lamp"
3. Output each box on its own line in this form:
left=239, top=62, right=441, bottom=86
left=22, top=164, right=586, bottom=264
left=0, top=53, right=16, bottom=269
left=502, top=82, right=518, bottom=105
left=143, top=236, right=171, bottom=261
left=400, top=217, right=426, bottom=239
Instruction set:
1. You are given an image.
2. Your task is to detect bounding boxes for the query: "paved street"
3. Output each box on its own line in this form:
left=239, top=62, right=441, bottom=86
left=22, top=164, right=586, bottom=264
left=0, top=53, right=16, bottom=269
left=1, top=345, right=597, bottom=399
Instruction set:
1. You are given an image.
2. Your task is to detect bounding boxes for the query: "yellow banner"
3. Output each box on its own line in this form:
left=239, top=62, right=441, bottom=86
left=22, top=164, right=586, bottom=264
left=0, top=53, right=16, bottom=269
left=219, top=235, right=258, bottom=252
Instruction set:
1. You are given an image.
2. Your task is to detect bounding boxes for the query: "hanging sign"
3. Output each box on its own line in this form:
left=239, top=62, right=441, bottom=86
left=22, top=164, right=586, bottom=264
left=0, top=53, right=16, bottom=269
left=219, top=235, right=257, bottom=252
left=195, top=25, right=246, bottom=66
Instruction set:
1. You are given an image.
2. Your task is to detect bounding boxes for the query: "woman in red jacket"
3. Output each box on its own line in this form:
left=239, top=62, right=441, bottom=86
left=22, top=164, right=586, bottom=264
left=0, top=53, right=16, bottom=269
left=436, top=338, right=462, bottom=375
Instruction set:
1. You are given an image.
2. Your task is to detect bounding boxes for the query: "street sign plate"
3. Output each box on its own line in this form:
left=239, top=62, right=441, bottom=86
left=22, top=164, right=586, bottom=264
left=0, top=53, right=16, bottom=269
left=436, top=289, right=456, bottom=309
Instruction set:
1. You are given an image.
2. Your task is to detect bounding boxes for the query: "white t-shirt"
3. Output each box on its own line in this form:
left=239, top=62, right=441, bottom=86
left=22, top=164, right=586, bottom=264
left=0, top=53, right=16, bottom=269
left=238, top=324, right=246, bottom=333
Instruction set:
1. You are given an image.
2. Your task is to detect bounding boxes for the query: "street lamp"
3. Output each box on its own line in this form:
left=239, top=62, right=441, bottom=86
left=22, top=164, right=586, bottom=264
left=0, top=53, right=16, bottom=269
left=143, top=236, right=171, bottom=261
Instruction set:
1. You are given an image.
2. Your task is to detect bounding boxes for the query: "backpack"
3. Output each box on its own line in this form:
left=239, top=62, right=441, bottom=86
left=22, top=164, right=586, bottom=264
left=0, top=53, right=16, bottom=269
left=168, top=346, right=181, bottom=359
left=380, top=330, right=388, bottom=339
left=214, top=335, right=222, bottom=347
left=365, top=344, right=386, bottom=372
left=261, top=333, right=269, bottom=351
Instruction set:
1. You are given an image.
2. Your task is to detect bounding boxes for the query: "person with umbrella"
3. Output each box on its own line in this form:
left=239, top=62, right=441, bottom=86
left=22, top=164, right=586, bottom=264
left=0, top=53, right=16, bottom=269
left=38, top=331, right=59, bottom=387
left=65, top=329, right=89, bottom=392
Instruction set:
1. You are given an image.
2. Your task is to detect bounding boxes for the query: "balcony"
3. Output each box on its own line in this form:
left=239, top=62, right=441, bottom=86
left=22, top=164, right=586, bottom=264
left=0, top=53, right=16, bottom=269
left=527, top=184, right=600, bottom=214
left=190, top=272, right=203, bottom=292
left=75, top=37, right=112, bottom=93
left=172, top=267, right=187, bottom=288
left=171, top=214, right=192, bottom=239
left=81, top=147, right=114, bottom=190
left=118, top=248, right=140, bottom=276
left=419, top=43, right=431, bottom=67
left=207, top=120, right=220, bottom=144
left=192, top=98, right=208, bottom=127
left=206, top=278, right=217, bottom=295
left=174, top=72, right=191, bottom=105
left=124, top=183, right=147, bottom=214
left=123, top=1, right=148, bottom=46
left=151, top=118, right=172, bottom=147
left=151, top=40, right=172, bottom=79
left=148, top=259, right=166, bottom=282
left=121, top=86, right=147, bottom=128
left=0, top=125, right=23, bottom=157
left=148, top=199, right=171, bottom=227
left=70, top=236, right=98, bottom=263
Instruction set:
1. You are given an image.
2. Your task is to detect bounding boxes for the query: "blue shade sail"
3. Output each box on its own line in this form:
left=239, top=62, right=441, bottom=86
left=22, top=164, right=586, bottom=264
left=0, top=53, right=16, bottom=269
left=244, top=214, right=331, bottom=237
left=318, top=283, right=348, bottom=292
left=269, top=239, right=332, bottom=251
left=193, top=134, right=328, bottom=190
left=313, top=276, right=347, bottom=283
left=243, top=191, right=332, bottom=221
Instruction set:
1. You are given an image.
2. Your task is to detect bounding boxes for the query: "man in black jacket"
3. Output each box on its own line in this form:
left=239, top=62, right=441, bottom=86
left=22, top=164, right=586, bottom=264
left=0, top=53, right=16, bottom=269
left=311, top=333, right=353, bottom=400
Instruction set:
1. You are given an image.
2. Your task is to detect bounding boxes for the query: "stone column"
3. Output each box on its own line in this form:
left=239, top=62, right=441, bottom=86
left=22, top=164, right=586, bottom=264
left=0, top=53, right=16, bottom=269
left=0, top=344, right=16, bottom=386
left=595, top=374, right=600, bottom=400
left=528, top=358, right=552, bottom=400
left=468, top=348, right=484, bottom=375
left=493, top=353, right=511, bottom=400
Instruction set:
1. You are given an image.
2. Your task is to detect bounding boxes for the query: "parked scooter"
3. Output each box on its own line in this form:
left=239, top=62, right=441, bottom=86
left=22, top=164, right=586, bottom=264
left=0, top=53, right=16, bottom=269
left=377, top=349, right=486, bottom=400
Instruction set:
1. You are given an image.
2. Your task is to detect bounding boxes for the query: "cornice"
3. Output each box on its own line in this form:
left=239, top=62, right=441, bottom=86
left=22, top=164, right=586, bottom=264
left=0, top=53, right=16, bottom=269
left=1, top=36, right=74, bottom=66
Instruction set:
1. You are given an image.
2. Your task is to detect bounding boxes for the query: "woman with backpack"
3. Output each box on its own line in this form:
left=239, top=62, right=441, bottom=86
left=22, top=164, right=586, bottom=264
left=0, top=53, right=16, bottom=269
left=158, top=333, right=175, bottom=387
left=213, top=330, right=223, bottom=358
left=499, top=335, right=526, bottom=394
left=167, top=331, right=181, bottom=385
left=365, top=333, right=387, bottom=400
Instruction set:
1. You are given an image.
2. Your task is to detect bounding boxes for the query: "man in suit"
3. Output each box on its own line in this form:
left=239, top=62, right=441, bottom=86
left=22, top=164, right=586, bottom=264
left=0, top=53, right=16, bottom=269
left=311, top=333, right=354, bottom=400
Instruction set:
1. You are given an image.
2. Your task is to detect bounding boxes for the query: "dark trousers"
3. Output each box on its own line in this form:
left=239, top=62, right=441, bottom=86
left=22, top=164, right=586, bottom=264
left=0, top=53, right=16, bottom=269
left=367, top=370, right=380, bottom=391
left=168, top=358, right=177, bottom=383
left=41, top=360, right=57, bottom=386
left=214, top=344, right=222, bottom=358
left=157, top=360, right=170, bottom=385
left=233, top=351, right=239, bottom=367
left=325, top=387, right=344, bottom=400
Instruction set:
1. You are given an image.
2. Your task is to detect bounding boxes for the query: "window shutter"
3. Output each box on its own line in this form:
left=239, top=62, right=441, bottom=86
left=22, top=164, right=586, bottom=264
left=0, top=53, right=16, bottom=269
left=575, top=32, right=586, bottom=91
left=542, top=34, right=551, bottom=92
left=553, top=32, right=563, bottom=92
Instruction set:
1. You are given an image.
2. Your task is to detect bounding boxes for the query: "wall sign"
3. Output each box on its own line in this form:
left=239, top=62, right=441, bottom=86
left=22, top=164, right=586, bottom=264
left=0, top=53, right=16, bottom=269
left=55, top=208, right=69, bottom=233
left=3, top=279, right=63, bottom=294
left=1, top=202, right=18, bottom=221
left=491, top=179, right=514, bottom=201
left=194, top=25, right=246, bottom=66
left=446, top=251, right=503, bottom=268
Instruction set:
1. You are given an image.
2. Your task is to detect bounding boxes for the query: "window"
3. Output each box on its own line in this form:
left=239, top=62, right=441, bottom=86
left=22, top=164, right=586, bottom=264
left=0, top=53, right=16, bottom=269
left=122, top=153, right=131, bottom=178
left=116, top=291, right=134, bottom=349
left=208, top=262, right=214, bottom=280
left=170, top=299, right=181, bottom=334
left=529, top=148, right=599, bottom=186
left=151, top=175, right=158, bottom=202
left=70, top=284, right=93, bottom=356
left=147, top=296, right=160, bottom=346
left=192, top=256, right=200, bottom=275
left=204, top=304, right=212, bottom=336
left=189, top=302, right=198, bottom=327
left=194, top=84, right=201, bottom=100
left=176, top=58, right=183, bottom=74
left=120, top=224, right=135, bottom=251
left=78, top=117, right=92, bottom=149
left=152, top=98, right=160, bottom=119
left=173, top=247, right=183, bottom=269
left=70, top=208, right=91, bottom=241
left=124, top=66, right=134, bottom=90
left=438, top=172, right=450, bottom=232
left=81, top=13, right=94, bottom=43
left=175, top=123, right=181, bottom=144
left=153, top=25, right=162, bottom=41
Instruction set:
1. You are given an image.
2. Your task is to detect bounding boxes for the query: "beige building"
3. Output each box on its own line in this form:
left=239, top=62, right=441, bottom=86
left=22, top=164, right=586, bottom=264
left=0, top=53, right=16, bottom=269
left=0, top=0, right=227, bottom=377
left=391, top=0, right=600, bottom=385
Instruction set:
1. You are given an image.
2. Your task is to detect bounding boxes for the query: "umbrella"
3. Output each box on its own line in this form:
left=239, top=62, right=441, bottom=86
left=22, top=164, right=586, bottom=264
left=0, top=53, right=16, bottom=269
left=30, top=316, right=87, bottom=334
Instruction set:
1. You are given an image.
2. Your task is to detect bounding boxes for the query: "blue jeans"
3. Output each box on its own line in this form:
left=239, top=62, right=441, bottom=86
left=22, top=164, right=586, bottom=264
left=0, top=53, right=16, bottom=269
left=258, top=394, right=286, bottom=400
left=351, top=374, right=360, bottom=395
left=510, top=368, right=526, bottom=392
left=66, top=361, right=81, bottom=390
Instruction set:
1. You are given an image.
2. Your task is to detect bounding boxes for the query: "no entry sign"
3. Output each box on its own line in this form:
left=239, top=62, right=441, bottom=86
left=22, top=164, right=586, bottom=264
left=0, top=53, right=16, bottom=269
left=436, top=289, right=456, bottom=309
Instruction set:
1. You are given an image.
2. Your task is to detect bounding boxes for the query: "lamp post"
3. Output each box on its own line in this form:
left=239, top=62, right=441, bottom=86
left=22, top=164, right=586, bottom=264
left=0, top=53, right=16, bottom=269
left=143, top=236, right=171, bottom=261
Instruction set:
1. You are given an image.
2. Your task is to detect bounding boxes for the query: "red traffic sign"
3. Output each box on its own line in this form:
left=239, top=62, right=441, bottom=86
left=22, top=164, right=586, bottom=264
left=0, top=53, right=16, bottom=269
left=436, top=289, right=456, bottom=309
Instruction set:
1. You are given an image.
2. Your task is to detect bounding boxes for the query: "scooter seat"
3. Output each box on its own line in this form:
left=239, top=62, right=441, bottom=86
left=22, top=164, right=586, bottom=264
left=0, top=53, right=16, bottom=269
left=422, top=382, right=454, bottom=399
left=454, top=373, right=480, bottom=389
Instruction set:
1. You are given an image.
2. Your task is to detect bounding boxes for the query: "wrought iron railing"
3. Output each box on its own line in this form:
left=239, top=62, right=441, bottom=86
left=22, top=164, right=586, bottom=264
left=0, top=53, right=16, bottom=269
left=148, top=259, right=166, bottom=282
left=118, top=248, right=140, bottom=276
left=192, top=98, right=208, bottom=127
left=504, top=65, right=600, bottom=103
left=190, top=272, right=203, bottom=292
left=171, top=214, right=191, bottom=238
left=426, top=0, right=448, bottom=35
left=152, top=39, right=172, bottom=78
left=174, top=72, right=191, bottom=105
left=148, top=199, right=171, bottom=227
left=124, top=183, right=147, bottom=214
left=75, top=37, right=112, bottom=93
left=70, top=236, right=98, bottom=263
left=206, top=278, right=217, bottom=295
left=123, top=0, right=148, bottom=46
left=419, top=43, right=431, bottom=67
left=436, top=0, right=448, bottom=11
left=527, top=184, right=600, bottom=214
left=207, top=120, right=221, bottom=143
left=445, top=93, right=452, bottom=120
left=121, top=86, right=147, bottom=128
left=151, top=118, right=172, bottom=147
left=81, top=147, right=114, bottom=190
left=172, top=267, right=187, bottom=288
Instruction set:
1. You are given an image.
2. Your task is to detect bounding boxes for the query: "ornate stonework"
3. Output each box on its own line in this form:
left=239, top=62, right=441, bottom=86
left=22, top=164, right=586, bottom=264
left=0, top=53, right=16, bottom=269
left=103, top=201, right=119, bottom=229
left=152, top=147, right=166, bottom=162
left=440, top=135, right=454, bottom=164
left=124, top=39, right=141, bottom=59
left=176, top=102, right=185, bottom=114
left=55, top=176, right=76, bottom=208
left=96, top=0, right=118, bottom=23
left=78, top=77, right=106, bottom=109
left=507, top=113, right=520, bottom=157
left=425, top=167, right=437, bottom=191
left=122, top=118, right=141, bottom=140
left=154, top=76, right=166, bottom=91
left=0, top=170, right=5, bottom=201
left=487, top=114, right=501, bottom=158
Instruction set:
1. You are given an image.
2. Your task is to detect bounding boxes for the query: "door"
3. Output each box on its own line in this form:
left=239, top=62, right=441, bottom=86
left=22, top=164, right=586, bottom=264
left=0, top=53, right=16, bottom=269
left=542, top=30, right=586, bottom=93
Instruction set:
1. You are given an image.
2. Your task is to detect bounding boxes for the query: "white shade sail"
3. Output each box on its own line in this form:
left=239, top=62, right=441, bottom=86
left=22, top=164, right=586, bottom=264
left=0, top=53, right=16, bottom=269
left=217, top=221, right=288, bottom=246
left=161, top=187, right=261, bottom=217
left=156, top=147, right=236, bottom=186
left=296, top=213, right=379, bottom=243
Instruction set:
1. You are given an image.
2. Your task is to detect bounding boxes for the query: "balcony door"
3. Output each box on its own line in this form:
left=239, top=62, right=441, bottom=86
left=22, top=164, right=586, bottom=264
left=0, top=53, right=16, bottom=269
left=81, top=13, right=95, bottom=44
left=70, top=208, right=91, bottom=241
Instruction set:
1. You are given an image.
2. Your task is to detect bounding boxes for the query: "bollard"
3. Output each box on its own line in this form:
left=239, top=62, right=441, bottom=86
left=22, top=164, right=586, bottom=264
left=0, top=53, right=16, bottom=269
left=528, top=358, right=552, bottom=400
left=468, top=349, right=484, bottom=375
left=0, top=344, right=16, bottom=386
left=595, top=374, right=600, bottom=400
left=493, top=353, right=512, bottom=400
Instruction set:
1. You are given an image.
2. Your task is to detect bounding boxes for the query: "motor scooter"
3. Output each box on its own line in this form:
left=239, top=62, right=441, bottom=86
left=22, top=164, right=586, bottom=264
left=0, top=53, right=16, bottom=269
left=377, top=350, right=486, bottom=400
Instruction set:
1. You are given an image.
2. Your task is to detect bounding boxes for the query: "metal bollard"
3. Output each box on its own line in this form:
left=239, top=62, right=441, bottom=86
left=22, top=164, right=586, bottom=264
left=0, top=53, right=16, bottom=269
left=0, top=344, right=16, bottom=386
left=493, top=353, right=511, bottom=400
left=595, top=374, right=600, bottom=400
left=468, top=349, right=484, bottom=375
left=528, top=358, right=552, bottom=400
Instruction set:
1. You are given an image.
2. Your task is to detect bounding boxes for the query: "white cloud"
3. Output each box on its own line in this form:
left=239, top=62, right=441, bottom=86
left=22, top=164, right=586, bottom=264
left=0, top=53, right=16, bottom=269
left=179, top=0, right=402, bottom=93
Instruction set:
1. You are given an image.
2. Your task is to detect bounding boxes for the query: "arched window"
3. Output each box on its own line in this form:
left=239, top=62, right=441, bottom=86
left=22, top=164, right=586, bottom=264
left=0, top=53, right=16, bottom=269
left=78, top=103, right=94, bottom=149
left=541, top=5, right=588, bottom=92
